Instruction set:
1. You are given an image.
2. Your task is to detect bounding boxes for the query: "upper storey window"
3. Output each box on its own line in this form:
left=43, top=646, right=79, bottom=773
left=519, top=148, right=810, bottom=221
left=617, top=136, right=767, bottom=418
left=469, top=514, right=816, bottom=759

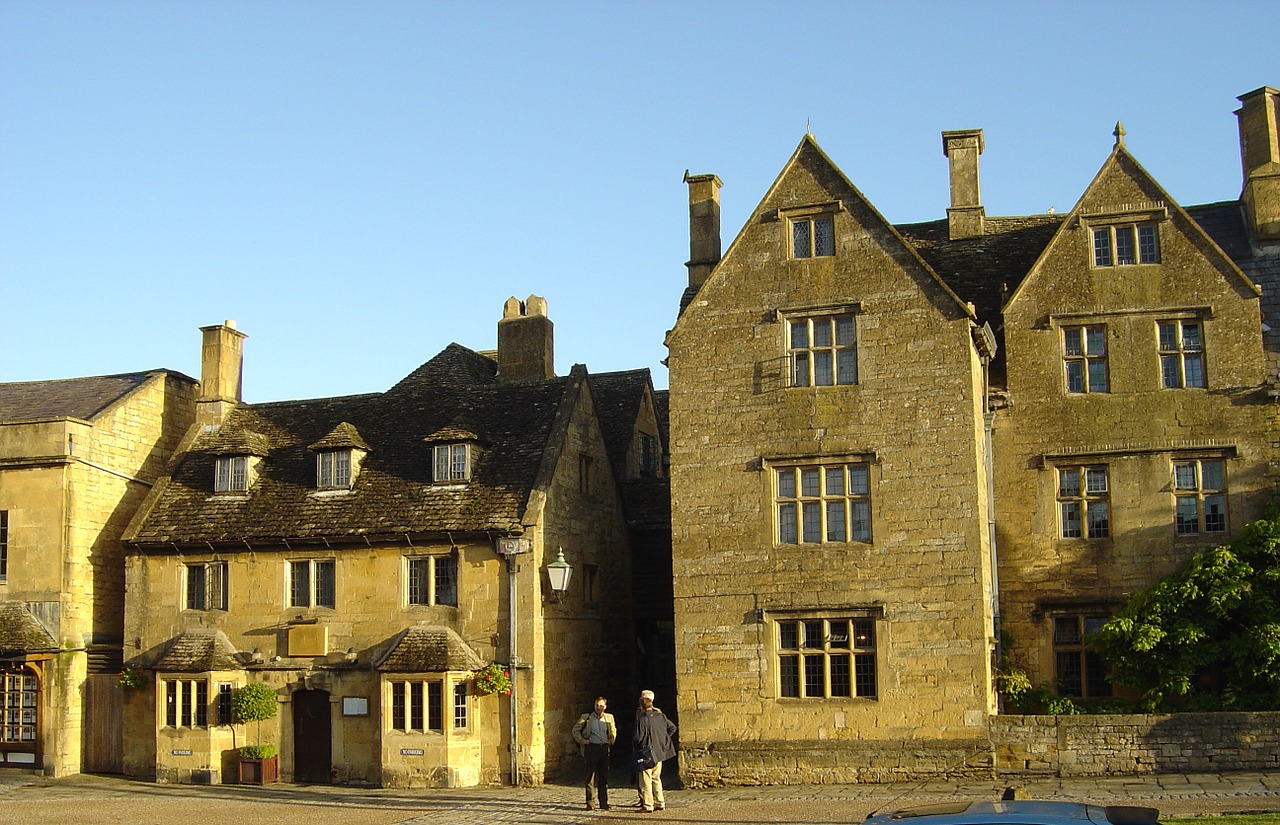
left=792, top=216, right=835, bottom=258
left=309, top=423, right=369, bottom=491
left=775, top=461, right=871, bottom=544
left=1063, top=325, right=1108, bottom=394
left=1159, top=320, right=1206, bottom=389
left=789, top=314, right=857, bottom=387
left=215, top=456, right=249, bottom=492
left=433, top=443, right=472, bottom=483
left=1093, top=223, right=1159, bottom=267
left=317, top=450, right=352, bottom=489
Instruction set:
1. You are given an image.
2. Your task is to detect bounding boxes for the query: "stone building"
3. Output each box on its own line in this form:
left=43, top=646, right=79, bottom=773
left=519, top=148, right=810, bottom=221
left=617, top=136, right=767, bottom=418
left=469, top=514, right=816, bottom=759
left=0, top=370, right=198, bottom=775
left=119, top=298, right=659, bottom=787
left=666, top=86, right=1280, bottom=785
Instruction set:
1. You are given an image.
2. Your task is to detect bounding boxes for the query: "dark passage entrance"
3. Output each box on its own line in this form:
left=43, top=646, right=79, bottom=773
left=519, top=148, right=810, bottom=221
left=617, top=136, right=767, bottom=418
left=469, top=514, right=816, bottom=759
left=291, top=688, right=331, bottom=783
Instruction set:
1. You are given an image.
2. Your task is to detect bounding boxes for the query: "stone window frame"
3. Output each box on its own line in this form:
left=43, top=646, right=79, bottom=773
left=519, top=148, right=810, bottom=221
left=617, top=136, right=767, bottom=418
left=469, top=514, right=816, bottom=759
left=1173, top=458, right=1228, bottom=536
left=769, top=453, right=875, bottom=546
left=1056, top=464, right=1111, bottom=540
left=288, top=558, right=336, bottom=609
left=388, top=677, right=472, bottom=734
left=1060, top=324, right=1110, bottom=394
left=0, top=510, right=7, bottom=582
left=1050, top=612, right=1113, bottom=699
left=163, top=677, right=209, bottom=728
left=1080, top=204, right=1167, bottom=269
left=767, top=606, right=883, bottom=701
left=1158, top=318, right=1207, bottom=389
left=781, top=202, right=843, bottom=260
left=184, top=560, right=229, bottom=611
left=405, top=553, right=458, bottom=607
left=315, top=448, right=353, bottom=489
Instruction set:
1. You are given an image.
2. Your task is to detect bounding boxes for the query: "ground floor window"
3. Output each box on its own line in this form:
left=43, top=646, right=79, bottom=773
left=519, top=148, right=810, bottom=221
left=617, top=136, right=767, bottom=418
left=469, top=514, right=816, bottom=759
left=777, top=616, right=877, bottom=699
left=1, top=667, right=37, bottom=747
left=1053, top=614, right=1112, bottom=699
left=390, top=678, right=471, bottom=733
left=164, top=678, right=209, bottom=727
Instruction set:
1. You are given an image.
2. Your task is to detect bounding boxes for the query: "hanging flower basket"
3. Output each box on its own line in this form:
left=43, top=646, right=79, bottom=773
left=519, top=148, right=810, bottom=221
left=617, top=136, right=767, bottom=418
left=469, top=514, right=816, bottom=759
left=474, top=663, right=512, bottom=696
left=118, top=665, right=145, bottom=689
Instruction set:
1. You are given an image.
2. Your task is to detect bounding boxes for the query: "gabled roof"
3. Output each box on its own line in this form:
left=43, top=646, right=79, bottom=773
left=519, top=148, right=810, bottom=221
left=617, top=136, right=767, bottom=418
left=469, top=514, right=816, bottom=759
left=588, top=369, right=654, bottom=476
left=151, top=630, right=242, bottom=672
left=375, top=625, right=485, bottom=672
left=308, top=421, right=371, bottom=452
left=0, top=370, right=190, bottom=423
left=127, top=343, right=583, bottom=545
left=0, top=602, right=58, bottom=654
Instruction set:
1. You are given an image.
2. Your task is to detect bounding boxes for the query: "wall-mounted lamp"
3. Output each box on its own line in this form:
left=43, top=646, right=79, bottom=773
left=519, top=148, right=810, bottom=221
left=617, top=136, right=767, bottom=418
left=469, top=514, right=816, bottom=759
left=545, top=547, right=573, bottom=602
left=251, top=648, right=264, bottom=665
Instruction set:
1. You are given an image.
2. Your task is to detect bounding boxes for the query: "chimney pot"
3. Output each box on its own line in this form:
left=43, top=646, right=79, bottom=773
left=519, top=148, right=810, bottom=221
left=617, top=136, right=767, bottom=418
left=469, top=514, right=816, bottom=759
left=197, top=321, right=247, bottom=425
left=685, top=173, right=723, bottom=289
left=497, top=294, right=554, bottom=382
left=1236, top=86, right=1280, bottom=243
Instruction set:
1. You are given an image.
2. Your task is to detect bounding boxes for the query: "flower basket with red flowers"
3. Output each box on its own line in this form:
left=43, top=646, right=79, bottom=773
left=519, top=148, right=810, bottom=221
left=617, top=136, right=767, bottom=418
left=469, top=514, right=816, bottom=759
left=474, top=663, right=512, bottom=696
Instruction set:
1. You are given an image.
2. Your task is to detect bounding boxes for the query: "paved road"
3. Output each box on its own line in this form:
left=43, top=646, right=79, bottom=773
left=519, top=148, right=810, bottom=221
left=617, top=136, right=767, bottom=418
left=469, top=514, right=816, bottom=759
left=2, top=769, right=1279, bottom=825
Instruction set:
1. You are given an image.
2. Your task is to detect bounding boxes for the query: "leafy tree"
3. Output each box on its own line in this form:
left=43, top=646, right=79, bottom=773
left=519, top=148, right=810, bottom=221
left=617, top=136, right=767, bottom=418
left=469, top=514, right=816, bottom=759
left=1092, top=508, right=1280, bottom=711
left=231, top=681, right=279, bottom=759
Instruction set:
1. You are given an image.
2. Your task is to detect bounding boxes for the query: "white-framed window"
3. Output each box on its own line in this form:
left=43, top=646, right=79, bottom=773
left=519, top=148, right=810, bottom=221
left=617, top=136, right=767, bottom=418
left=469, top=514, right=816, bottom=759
left=289, top=559, right=336, bottom=608
left=0, top=667, right=38, bottom=745
left=1174, top=459, right=1227, bottom=535
left=214, top=456, right=249, bottom=492
left=777, top=617, right=877, bottom=699
left=775, top=462, right=871, bottom=544
left=432, top=444, right=471, bottom=483
left=216, top=682, right=234, bottom=725
left=788, top=314, right=857, bottom=387
left=316, top=449, right=352, bottom=489
left=452, top=682, right=469, bottom=729
left=406, top=554, right=458, bottom=606
left=185, top=561, right=228, bottom=611
left=1058, top=466, right=1110, bottom=539
left=1092, top=223, right=1159, bottom=266
left=389, top=680, right=449, bottom=733
left=164, top=678, right=209, bottom=728
left=791, top=216, right=835, bottom=258
left=1159, top=321, right=1206, bottom=389
left=1053, top=615, right=1112, bottom=699
left=1063, top=325, right=1108, bottom=393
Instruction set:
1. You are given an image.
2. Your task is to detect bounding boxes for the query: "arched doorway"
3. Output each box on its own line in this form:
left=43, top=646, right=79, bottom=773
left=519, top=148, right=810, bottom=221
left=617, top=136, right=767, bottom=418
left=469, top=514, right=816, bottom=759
left=291, top=688, right=331, bottom=783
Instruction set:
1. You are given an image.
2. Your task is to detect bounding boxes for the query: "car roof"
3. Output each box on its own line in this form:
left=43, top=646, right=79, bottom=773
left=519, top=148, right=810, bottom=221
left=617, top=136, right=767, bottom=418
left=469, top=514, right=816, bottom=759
left=864, top=801, right=1160, bottom=825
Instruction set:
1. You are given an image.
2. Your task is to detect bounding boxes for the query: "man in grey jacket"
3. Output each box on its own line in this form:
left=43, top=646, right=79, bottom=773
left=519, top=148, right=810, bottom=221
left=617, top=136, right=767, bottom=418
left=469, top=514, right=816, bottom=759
left=572, top=696, right=617, bottom=810
left=632, top=689, right=677, bottom=813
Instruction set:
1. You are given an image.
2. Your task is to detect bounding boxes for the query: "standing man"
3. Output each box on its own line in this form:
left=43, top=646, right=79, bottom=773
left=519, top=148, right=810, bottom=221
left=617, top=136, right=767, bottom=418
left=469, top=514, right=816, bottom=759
left=572, top=696, right=616, bottom=810
left=632, top=689, right=677, bottom=813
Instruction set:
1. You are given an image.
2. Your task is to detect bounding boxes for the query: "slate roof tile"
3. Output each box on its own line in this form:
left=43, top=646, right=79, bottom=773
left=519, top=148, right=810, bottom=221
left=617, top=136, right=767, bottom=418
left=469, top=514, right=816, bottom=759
left=0, top=602, right=58, bottom=654
left=151, top=630, right=243, bottom=672
left=0, top=371, right=186, bottom=422
left=375, top=625, right=485, bottom=672
left=130, top=344, right=576, bottom=544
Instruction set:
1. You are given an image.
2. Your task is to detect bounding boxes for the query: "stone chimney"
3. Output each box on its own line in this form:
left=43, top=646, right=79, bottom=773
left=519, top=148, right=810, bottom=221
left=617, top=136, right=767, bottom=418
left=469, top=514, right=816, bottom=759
left=942, top=129, right=986, bottom=240
left=1236, top=86, right=1280, bottom=244
left=497, top=295, right=554, bottom=382
left=685, top=172, right=723, bottom=289
left=197, top=320, right=247, bottom=426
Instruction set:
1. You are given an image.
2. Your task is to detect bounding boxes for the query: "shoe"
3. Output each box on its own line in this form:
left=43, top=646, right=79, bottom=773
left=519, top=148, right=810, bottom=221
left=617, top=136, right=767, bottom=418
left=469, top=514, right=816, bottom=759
left=586, top=802, right=595, bottom=810
left=640, top=809, right=654, bottom=813
left=601, top=805, right=611, bottom=810
left=655, top=806, right=664, bottom=811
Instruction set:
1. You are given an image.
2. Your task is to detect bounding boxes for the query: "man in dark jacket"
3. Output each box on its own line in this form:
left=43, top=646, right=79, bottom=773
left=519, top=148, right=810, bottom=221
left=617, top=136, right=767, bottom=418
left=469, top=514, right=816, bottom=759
left=632, top=689, right=677, bottom=813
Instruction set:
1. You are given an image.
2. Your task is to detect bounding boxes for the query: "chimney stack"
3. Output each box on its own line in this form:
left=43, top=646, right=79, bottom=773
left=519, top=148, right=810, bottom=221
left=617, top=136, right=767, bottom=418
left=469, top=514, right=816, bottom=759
left=685, top=172, right=723, bottom=289
left=1236, top=86, right=1280, bottom=244
left=198, top=320, right=247, bottom=426
left=497, top=295, right=554, bottom=382
left=942, top=129, right=986, bottom=240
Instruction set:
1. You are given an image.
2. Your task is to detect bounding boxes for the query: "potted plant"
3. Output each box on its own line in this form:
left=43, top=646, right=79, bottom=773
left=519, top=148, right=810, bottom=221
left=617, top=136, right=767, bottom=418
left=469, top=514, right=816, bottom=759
left=474, top=663, right=512, bottom=696
left=231, top=681, right=279, bottom=784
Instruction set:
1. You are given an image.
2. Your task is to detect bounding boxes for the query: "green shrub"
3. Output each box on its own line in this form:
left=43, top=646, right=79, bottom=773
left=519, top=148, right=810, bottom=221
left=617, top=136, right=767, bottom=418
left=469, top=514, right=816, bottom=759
left=237, top=744, right=277, bottom=760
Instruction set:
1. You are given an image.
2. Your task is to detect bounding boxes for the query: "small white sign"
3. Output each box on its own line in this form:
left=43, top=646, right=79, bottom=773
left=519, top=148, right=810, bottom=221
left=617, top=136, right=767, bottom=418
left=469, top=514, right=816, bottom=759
left=342, top=696, right=369, bottom=716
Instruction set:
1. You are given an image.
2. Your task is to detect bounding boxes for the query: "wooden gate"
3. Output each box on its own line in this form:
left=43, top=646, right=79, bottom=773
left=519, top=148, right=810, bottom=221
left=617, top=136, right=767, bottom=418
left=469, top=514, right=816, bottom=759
left=83, top=675, right=122, bottom=773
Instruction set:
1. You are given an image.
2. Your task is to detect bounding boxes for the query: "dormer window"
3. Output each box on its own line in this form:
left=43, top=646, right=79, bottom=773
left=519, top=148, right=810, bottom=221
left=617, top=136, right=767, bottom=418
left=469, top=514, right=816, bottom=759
left=215, top=456, right=249, bottom=492
left=433, top=444, right=472, bottom=483
left=317, top=450, right=352, bottom=489
left=308, top=422, right=370, bottom=492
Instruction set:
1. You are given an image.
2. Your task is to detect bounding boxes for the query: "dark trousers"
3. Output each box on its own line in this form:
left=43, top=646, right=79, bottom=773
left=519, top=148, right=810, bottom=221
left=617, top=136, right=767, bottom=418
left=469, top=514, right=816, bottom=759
left=584, top=742, right=611, bottom=806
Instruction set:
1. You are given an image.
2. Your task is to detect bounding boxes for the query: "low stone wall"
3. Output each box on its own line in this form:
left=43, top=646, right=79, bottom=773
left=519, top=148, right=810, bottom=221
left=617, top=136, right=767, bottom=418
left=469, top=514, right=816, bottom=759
left=992, top=712, right=1280, bottom=776
left=679, top=738, right=994, bottom=788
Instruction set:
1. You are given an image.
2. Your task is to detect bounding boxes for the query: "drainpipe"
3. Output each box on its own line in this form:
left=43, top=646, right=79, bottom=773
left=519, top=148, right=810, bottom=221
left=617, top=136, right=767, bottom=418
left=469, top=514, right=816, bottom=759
left=496, top=536, right=531, bottom=785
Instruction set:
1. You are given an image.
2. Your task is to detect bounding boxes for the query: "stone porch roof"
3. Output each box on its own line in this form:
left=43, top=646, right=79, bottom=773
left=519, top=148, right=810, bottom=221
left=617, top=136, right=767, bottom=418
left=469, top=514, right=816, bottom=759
left=375, top=625, right=485, bottom=672
left=0, top=602, right=58, bottom=655
left=151, top=630, right=243, bottom=672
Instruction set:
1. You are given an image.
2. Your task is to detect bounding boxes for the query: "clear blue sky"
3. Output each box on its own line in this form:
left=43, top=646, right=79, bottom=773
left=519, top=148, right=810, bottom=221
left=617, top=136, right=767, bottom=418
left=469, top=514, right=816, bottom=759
left=2, top=1, right=1275, bottom=400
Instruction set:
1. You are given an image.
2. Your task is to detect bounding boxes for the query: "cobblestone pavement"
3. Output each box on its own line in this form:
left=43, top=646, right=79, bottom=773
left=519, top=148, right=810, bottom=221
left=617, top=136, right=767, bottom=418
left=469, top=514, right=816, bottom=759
left=1, top=769, right=1279, bottom=825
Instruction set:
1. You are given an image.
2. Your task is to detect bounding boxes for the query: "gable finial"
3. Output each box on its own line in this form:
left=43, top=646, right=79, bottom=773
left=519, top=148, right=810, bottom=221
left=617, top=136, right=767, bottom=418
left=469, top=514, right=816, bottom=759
left=1113, top=120, right=1126, bottom=148
left=806, top=118, right=813, bottom=137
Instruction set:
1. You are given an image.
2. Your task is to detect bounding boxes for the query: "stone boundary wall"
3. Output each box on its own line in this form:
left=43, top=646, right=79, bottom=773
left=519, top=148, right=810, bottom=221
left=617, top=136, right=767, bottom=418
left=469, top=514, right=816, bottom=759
left=679, top=738, right=994, bottom=787
left=992, top=712, right=1280, bottom=776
